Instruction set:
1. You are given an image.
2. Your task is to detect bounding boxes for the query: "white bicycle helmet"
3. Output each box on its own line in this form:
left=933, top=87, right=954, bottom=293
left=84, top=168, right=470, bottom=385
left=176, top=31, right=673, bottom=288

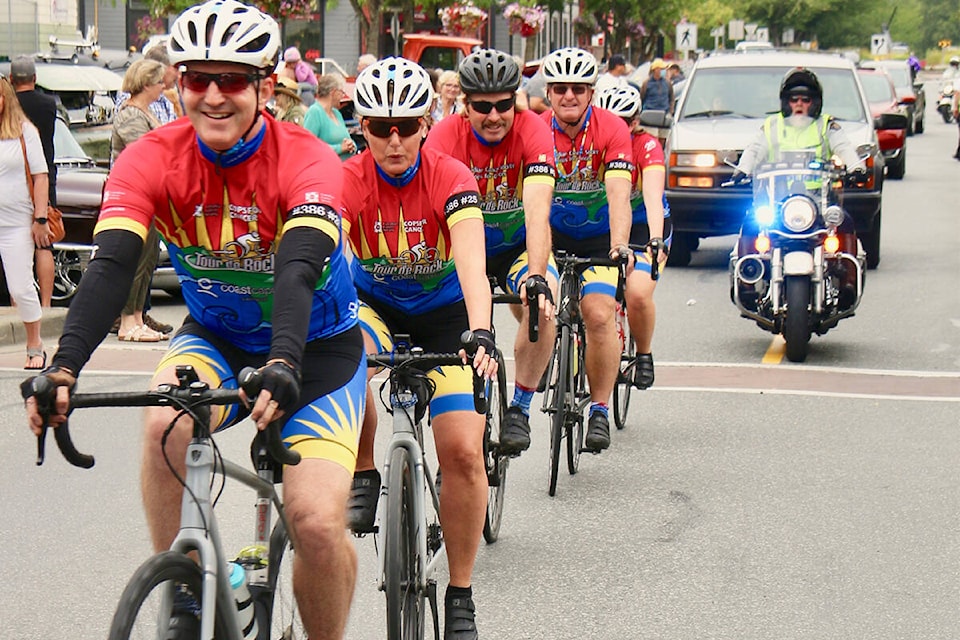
left=594, top=84, right=641, bottom=118
left=168, top=0, right=280, bottom=70
left=541, top=47, right=599, bottom=85
left=353, top=57, right=434, bottom=118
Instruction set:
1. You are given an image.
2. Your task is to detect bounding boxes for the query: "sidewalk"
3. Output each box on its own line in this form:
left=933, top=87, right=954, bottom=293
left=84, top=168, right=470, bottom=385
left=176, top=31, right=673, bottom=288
left=0, top=306, right=68, bottom=347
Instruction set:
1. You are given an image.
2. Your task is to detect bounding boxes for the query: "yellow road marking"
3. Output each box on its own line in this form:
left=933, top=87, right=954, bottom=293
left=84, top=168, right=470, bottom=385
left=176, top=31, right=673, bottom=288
left=762, top=335, right=785, bottom=364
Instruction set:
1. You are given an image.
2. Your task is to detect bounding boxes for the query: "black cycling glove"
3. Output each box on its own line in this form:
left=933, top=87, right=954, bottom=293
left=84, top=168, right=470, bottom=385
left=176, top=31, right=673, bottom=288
left=470, top=328, right=497, bottom=358
left=525, top=274, right=554, bottom=305
left=259, top=361, right=302, bottom=414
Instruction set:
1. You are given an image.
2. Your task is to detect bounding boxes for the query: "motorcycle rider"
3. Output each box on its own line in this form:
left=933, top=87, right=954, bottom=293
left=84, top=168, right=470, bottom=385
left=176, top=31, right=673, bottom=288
left=732, top=67, right=864, bottom=310
left=946, top=57, right=960, bottom=159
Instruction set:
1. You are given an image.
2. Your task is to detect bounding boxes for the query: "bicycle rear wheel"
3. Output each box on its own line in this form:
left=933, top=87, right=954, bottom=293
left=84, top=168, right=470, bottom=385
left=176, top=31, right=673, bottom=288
left=546, top=325, right=571, bottom=496
left=613, top=305, right=635, bottom=430
left=108, top=551, right=231, bottom=640
left=385, top=447, right=426, bottom=640
left=265, top=518, right=307, bottom=639
left=483, top=353, right=509, bottom=543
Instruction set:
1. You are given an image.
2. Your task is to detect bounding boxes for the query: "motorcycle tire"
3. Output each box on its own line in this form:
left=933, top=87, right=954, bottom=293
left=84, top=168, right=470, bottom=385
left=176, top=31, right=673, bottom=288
left=783, top=275, right=812, bottom=363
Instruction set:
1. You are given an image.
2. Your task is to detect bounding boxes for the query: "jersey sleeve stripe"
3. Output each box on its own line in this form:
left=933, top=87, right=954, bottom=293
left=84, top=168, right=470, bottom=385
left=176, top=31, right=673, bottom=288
left=93, top=216, right=149, bottom=240
left=523, top=173, right=556, bottom=188
left=284, top=216, right=340, bottom=242
left=447, top=205, right=483, bottom=228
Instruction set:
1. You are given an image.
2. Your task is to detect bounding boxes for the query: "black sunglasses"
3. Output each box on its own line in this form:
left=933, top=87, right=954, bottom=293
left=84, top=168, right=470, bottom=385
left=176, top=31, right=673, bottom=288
left=788, top=95, right=812, bottom=104
left=365, top=118, right=422, bottom=139
left=181, top=70, right=261, bottom=94
left=468, top=96, right=516, bottom=115
left=550, top=84, right=589, bottom=96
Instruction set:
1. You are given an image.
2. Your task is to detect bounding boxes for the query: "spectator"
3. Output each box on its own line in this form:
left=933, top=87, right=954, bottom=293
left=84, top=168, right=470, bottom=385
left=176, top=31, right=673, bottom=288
left=10, top=55, right=56, bottom=308
left=640, top=58, right=674, bottom=114
left=356, top=53, right=377, bottom=75
left=273, top=76, right=307, bottom=126
left=304, top=74, right=356, bottom=160
left=666, top=62, right=685, bottom=85
left=279, top=46, right=318, bottom=88
left=0, top=74, right=48, bottom=368
left=110, top=59, right=168, bottom=342
left=521, top=68, right=549, bottom=113
left=115, top=46, right=180, bottom=125
left=429, top=70, right=462, bottom=125
left=595, top=53, right=629, bottom=93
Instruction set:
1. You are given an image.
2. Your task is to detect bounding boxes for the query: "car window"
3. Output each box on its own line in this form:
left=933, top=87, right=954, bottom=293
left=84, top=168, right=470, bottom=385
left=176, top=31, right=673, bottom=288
left=53, top=118, right=90, bottom=160
left=880, top=63, right=910, bottom=88
left=679, top=65, right=866, bottom=122
left=859, top=73, right=895, bottom=103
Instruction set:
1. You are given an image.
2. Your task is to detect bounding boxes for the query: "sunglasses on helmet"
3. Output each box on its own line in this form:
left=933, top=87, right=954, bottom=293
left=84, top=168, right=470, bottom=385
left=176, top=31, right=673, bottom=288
left=364, top=118, right=423, bottom=139
left=180, top=69, right=262, bottom=94
left=468, top=96, right=516, bottom=115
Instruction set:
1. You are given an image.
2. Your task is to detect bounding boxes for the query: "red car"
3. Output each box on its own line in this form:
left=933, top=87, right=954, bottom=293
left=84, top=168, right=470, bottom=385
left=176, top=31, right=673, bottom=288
left=857, top=67, right=908, bottom=179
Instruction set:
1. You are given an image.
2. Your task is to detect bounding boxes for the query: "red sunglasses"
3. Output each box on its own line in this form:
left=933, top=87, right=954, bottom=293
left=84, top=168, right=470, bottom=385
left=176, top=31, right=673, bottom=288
left=365, top=118, right=422, bottom=139
left=181, top=70, right=261, bottom=94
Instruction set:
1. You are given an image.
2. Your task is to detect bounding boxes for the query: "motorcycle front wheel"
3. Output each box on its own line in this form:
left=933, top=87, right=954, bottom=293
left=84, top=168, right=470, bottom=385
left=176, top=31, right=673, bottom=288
left=783, top=275, right=812, bottom=363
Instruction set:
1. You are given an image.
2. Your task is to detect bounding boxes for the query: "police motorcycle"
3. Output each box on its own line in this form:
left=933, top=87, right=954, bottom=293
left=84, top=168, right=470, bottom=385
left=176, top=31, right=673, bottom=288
left=937, top=82, right=955, bottom=123
left=728, top=150, right=865, bottom=363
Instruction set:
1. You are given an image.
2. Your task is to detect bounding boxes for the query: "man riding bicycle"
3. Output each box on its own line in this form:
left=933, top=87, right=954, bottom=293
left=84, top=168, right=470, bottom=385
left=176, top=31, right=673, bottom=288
left=424, top=48, right=557, bottom=456
left=594, top=83, right=671, bottom=390
left=23, top=1, right=367, bottom=638
left=339, top=57, right=497, bottom=640
left=540, top=47, right=636, bottom=452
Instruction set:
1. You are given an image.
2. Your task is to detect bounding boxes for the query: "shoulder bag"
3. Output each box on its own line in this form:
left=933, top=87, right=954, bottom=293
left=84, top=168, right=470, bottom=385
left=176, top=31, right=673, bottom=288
left=19, top=134, right=65, bottom=243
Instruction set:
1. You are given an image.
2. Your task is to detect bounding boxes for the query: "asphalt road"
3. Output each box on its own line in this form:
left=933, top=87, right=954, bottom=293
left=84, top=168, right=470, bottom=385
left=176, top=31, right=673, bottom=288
left=0, top=97, right=957, bottom=639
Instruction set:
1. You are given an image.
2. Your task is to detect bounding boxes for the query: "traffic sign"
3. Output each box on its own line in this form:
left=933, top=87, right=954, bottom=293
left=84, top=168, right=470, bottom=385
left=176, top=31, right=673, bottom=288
left=676, top=22, right=698, bottom=52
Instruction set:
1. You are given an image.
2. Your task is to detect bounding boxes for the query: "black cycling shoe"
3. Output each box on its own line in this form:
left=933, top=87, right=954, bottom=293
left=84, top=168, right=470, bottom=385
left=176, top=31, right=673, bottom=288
left=634, top=353, right=655, bottom=390
left=347, top=468, right=381, bottom=533
left=444, top=592, right=478, bottom=640
left=166, top=587, right=200, bottom=640
left=499, top=407, right=531, bottom=455
left=584, top=412, right=610, bottom=451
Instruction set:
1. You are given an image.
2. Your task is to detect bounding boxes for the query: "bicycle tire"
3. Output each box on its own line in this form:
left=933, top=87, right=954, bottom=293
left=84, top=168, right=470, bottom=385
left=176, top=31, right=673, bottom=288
left=613, top=305, right=635, bottom=430
left=108, top=551, right=231, bottom=640
left=265, top=518, right=306, bottom=639
left=483, top=351, right=509, bottom=543
left=385, top=447, right=426, bottom=640
left=547, top=325, right=571, bottom=496
left=566, top=325, right=585, bottom=475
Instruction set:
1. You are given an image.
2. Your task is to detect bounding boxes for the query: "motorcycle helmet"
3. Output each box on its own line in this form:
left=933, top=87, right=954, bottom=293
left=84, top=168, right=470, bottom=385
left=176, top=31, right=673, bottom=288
left=458, top=49, right=521, bottom=95
left=168, top=0, right=280, bottom=71
left=541, top=47, right=599, bottom=86
left=950, top=56, right=960, bottom=66
left=779, top=67, right=823, bottom=118
left=353, top=57, right=434, bottom=118
left=594, top=84, right=641, bottom=119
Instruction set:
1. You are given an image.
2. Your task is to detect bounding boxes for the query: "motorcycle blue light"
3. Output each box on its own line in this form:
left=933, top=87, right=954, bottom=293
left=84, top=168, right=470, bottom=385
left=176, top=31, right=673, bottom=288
left=754, top=205, right=775, bottom=226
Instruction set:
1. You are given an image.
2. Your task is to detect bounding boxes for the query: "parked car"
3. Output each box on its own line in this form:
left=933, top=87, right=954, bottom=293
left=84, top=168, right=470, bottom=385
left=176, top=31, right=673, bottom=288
left=664, top=50, right=906, bottom=269
left=860, top=59, right=925, bottom=135
left=857, top=67, right=908, bottom=179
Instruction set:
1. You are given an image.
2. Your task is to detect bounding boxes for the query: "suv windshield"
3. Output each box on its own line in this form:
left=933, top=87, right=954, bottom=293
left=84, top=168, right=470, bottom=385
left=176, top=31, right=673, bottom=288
left=679, top=66, right=866, bottom=122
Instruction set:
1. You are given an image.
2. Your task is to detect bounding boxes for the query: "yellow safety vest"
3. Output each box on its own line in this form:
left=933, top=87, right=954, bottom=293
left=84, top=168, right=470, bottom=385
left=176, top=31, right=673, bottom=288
left=763, top=113, right=830, bottom=162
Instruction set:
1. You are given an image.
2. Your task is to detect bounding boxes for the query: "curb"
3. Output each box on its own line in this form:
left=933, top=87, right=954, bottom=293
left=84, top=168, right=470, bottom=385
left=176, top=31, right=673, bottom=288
left=0, top=307, right=68, bottom=348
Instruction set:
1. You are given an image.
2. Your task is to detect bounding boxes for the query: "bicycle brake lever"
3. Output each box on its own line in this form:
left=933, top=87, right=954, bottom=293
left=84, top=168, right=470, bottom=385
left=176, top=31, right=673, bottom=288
left=36, top=426, right=47, bottom=466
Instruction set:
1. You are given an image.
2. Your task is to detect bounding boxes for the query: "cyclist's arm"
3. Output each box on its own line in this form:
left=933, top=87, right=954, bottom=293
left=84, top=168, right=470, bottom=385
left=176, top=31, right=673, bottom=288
left=605, top=173, right=633, bottom=251
left=521, top=180, right=553, bottom=278
left=451, top=215, right=492, bottom=334
left=640, top=165, right=666, bottom=240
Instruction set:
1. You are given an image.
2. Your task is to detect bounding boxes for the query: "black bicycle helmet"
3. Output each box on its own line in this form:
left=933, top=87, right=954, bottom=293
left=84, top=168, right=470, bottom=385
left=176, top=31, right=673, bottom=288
left=780, top=67, right=823, bottom=118
left=458, top=49, right=521, bottom=95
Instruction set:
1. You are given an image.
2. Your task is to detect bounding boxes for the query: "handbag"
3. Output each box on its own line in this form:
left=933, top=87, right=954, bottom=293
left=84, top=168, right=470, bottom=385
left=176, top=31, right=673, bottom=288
left=19, top=134, right=65, bottom=244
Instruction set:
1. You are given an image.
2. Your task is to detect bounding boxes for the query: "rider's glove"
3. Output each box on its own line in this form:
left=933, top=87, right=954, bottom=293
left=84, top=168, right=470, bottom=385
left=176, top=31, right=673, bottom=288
left=471, top=328, right=497, bottom=359
left=524, top=274, right=554, bottom=305
left=20, top=365, right=77, bottom=406
left=259, top=360, right=301, bottom=414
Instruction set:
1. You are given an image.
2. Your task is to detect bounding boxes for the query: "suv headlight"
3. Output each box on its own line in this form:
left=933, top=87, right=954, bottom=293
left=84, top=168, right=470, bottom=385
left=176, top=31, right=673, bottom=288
left=674, top=153, right=717, bottom=168
left=782, top=196, right=816, bottom=232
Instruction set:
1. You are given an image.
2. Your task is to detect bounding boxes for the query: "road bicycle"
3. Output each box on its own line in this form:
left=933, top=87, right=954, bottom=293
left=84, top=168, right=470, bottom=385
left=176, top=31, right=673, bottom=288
left=612, top=241, right=662, bottom=431
left=367, top=333, right=487, bottom=640
left=27, top=365, right=306, bottom=640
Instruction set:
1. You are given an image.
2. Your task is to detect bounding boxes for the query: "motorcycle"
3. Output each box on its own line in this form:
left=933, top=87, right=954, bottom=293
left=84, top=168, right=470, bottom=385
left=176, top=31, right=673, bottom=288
left=937, top=82, right=955, bottom=124
left=728, top=151, right=865, bottom=362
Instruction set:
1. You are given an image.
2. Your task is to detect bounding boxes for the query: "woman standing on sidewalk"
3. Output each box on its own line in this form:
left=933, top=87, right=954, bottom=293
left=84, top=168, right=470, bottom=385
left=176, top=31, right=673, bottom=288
left=0, top=74, right=48, bottom=369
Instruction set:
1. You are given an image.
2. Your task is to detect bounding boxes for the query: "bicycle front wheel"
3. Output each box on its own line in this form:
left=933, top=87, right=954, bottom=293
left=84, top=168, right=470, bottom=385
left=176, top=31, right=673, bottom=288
left=613, top=306, right=635, bottom=430
left=547, top=325, right=571, bottom=496
left=265, top=518, right=307, bottom=639
left=108, top=551, right=231, bottom=640
left=483, top=352, right=509, bottom=543
left=385, top=447, right=426, bottom=640
left=566, top=326, right=586, bottom=475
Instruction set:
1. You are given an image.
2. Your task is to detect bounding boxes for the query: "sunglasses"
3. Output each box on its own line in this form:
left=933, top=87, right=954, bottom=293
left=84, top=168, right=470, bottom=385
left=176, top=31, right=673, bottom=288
left=788, top=95, right=812, bottom=105
left=181, top=70, right=261, bottom=94
left=550, top=84, right=589, bottom=96
left=365, top=118, right=422, bottom=139
left=468, top=96, right=516, bottom=115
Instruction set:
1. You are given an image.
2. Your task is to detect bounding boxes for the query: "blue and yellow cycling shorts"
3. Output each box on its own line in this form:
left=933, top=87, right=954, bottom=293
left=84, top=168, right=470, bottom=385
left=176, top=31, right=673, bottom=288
left=156, top=322, right=367, bottom=473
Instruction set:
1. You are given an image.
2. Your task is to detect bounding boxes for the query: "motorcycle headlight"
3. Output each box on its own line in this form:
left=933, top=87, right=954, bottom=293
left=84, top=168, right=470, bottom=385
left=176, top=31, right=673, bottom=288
left=782, top=196, right=816, bottom=232
left=754, top=204, right=775, bottom=227
left=823, top=205, right=845, bottom=228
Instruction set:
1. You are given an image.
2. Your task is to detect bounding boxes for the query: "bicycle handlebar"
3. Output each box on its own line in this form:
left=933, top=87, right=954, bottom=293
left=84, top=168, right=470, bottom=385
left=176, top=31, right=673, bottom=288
left=27, top=366, right=300, bottom=469
left=366, top=330, right=489, bottom=415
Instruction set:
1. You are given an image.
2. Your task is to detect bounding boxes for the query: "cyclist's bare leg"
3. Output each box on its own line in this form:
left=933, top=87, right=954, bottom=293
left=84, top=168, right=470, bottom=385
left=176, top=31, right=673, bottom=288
left=432, top=411, right=487, bottom=587
left=353, top=384, right=378, bottom=472
left=580, top=292, right=620, bottom=404
left=625, top=269, right=657, bottom=353
left=284, top=458, right=356, bottom=640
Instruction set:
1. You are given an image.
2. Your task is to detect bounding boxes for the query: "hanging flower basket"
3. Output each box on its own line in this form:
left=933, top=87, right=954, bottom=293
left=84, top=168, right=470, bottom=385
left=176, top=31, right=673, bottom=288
left=572, top=13, right=599, bottom=40
left=256, top=0, right=315, bottom=21
left=438, top=2, right=489, bottom=38
left=503, top=3, right=546, bottom=38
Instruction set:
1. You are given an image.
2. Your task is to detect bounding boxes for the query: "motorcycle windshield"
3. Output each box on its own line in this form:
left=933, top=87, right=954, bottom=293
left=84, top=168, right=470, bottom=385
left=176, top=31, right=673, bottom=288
left=752, top=150, right=826, bottom=207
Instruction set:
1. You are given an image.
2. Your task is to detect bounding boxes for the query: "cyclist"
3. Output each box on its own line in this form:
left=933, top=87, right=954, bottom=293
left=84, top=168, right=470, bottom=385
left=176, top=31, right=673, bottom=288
left=540, top=47, right=635, bottom=452
left=340, top=57, right=497, bottom=640
left=23, top=2, right=366, bottom=638
left=594, top=84, right=671, bottom=389
left=424, top=48, right=557, bottom=456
